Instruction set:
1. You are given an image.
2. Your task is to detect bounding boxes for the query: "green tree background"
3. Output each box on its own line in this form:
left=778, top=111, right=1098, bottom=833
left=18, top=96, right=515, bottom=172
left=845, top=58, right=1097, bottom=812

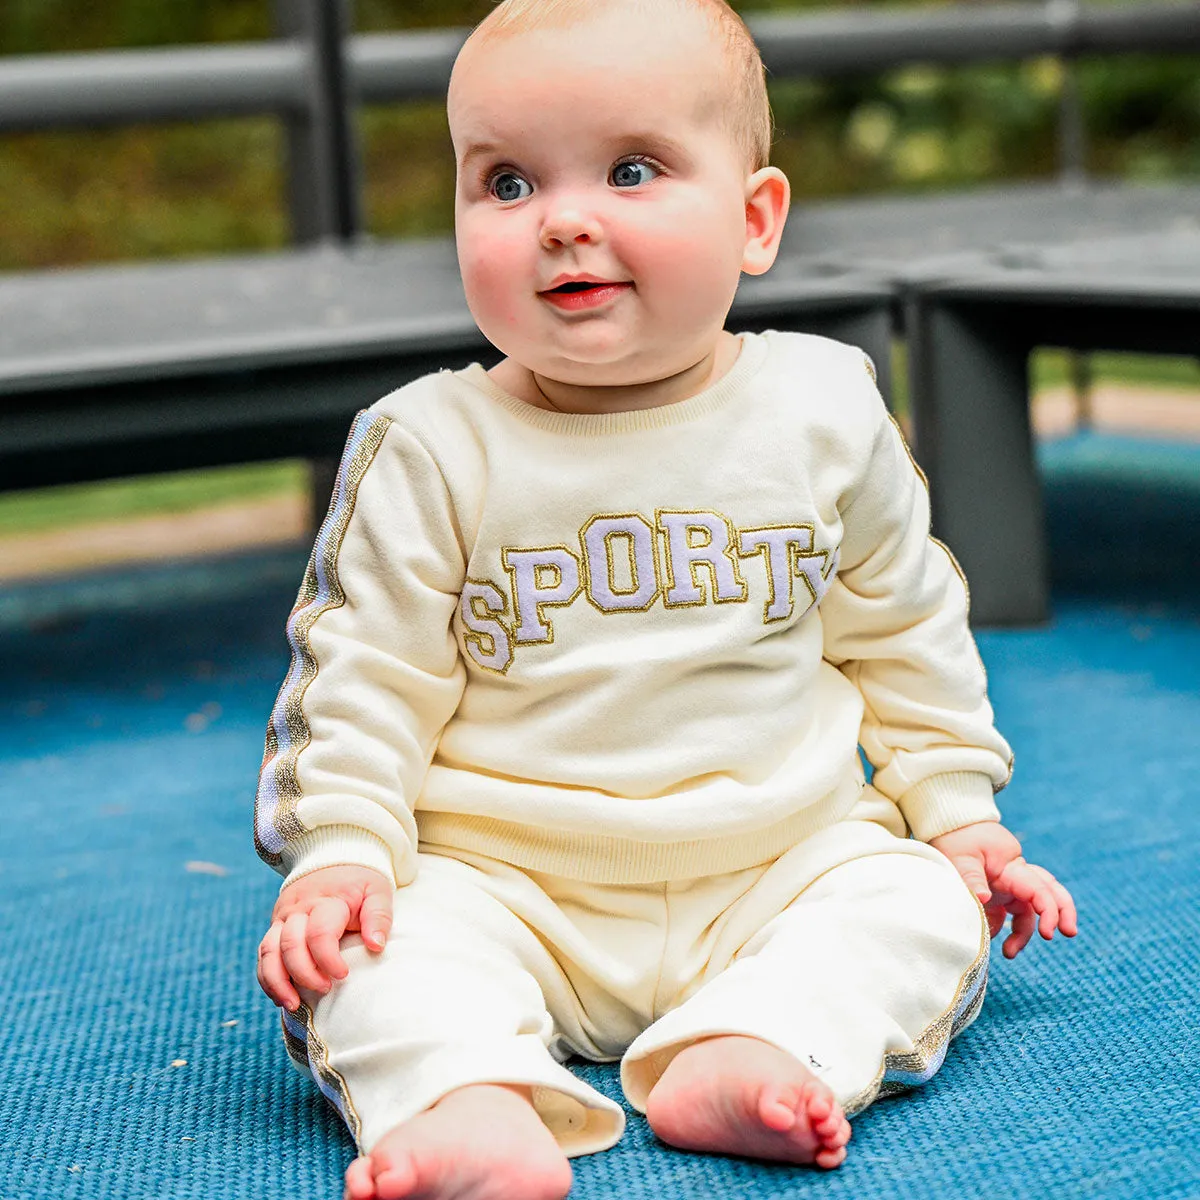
left=1, top=0, right=1197, bottom=270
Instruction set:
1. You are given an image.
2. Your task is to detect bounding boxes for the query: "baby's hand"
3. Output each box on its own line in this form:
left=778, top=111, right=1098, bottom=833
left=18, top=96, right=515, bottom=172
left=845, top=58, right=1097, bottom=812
left=256, top=864, right=394, bottom=1012
left=928, top=822, right=1079, bottom=960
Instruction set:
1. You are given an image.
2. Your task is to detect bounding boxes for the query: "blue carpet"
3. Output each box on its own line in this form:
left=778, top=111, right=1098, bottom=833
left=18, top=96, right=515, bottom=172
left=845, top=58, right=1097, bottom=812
left=2, top=434, right=1198, bottom=1200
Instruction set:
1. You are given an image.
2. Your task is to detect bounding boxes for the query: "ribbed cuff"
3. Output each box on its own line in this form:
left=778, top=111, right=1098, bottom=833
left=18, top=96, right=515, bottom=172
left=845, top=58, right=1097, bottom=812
left=280, top=824, right=397, bottom=890
left=897, top=772, right=1002, bottom=843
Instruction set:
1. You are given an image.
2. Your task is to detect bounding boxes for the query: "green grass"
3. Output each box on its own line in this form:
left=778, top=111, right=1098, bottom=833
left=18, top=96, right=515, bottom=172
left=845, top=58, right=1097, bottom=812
left=0, top=460, right=309, bottom=538
left=1032, top=349, right=1200, bottom=390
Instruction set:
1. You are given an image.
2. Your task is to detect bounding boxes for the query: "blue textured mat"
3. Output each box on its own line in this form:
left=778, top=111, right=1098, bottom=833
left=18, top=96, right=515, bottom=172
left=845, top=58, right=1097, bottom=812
left=3, top=433, right=1198, bottom=1200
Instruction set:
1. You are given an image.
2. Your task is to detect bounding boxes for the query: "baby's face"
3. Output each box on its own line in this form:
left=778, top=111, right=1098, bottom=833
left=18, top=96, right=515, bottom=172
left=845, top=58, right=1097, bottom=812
left=449, top=6, right=762, bottom=388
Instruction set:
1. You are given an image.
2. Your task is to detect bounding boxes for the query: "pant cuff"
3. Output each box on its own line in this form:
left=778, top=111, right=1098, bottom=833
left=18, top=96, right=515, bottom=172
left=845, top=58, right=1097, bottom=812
left=621, top=1020, right=826, bottom=1114
left=355, top=1035, right=626, bottom=1158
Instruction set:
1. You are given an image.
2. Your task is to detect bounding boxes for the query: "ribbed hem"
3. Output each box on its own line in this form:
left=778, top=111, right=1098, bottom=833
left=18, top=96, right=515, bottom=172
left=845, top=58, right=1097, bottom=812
left=897, top=772, right=1002, bottom=843
left=452, top=331, right=768, bottom=435
left=280, top=824, right=396, bottom=889
left=415, top=775, right=861, bottom=884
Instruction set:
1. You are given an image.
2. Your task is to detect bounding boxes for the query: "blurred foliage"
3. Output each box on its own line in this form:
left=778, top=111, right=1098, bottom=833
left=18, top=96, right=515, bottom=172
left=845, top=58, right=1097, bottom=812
left=0, top=0, right=1198, bottom=267
left=0, top=120, right=288, bottom=267
left=0, top=0, right=272, bottom=52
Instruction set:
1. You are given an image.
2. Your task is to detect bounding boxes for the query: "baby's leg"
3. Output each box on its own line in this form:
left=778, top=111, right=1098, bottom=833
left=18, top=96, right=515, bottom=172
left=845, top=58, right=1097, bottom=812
left=282, top=853, right=624, bottom=1200
left=622, top=846, right=988, bottom=1166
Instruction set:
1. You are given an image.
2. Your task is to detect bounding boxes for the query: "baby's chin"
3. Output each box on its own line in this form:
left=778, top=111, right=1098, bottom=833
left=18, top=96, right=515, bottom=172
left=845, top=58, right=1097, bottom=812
left=535, top=362, right=654, bottom=389
left=522, top=343, right=711, bottom=391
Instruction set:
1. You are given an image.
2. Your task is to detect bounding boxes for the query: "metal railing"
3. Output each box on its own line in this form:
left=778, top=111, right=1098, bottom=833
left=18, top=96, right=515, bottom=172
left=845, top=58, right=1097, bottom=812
left=2, top=0, right=1198, bottom=243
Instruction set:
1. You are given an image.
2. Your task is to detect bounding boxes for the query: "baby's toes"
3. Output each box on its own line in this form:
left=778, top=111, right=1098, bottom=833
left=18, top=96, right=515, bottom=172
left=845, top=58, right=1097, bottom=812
left=802, top=1080, right=834, bottom=1123
left=815, top=1144, right=848, bottom=1170
left=813, top=1098, right=846, bottom=1139
left=373, top=1155, right=419, bottom=1200
left=757, top=1083, right=803, bottom=1132
left=825, top=1116, right=851, bottom=1148
left=344, top=1156, right=377, bottom=1200
left=808, top=1091, right=850, bottom=1160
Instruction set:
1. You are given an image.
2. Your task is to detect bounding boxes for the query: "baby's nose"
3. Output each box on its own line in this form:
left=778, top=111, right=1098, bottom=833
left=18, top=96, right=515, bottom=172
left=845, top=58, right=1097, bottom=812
left=539, top=202, right=603, bottom=248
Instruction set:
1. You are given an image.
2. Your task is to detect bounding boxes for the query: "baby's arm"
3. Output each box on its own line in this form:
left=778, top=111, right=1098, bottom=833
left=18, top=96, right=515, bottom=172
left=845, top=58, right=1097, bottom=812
left=257, top=864, right=393, bottom=1011
left=254, top=411, right=468, bottom=1012
left=820, top=360, right=1077, bottom=955
left=255, top=413, right=466, bottom=894
left=821, top=372, right=1012, bottom=841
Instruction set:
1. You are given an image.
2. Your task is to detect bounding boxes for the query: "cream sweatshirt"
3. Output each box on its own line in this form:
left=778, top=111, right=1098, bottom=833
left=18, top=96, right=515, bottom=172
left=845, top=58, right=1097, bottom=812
left=254, top=330, right=1012, bottom=889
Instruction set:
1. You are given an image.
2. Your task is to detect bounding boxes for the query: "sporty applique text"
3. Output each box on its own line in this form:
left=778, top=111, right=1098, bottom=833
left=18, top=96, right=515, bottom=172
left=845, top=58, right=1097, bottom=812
left=459, top=509, right=839, bottom=673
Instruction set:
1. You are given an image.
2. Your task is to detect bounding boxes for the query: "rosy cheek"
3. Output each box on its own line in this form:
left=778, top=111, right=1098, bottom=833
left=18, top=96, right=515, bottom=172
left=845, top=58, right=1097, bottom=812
left=461, top=228, right=525, bottom=311
left=459, top=235, right=533, bottom=346
left=627, top=198, right=741, bottom=298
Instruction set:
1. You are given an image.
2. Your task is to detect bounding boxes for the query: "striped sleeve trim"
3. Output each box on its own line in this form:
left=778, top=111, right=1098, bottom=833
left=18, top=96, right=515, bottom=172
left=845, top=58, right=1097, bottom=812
left=888, top=409, right=1012, bottom=788
left=254, top=412, right=393, bottom=869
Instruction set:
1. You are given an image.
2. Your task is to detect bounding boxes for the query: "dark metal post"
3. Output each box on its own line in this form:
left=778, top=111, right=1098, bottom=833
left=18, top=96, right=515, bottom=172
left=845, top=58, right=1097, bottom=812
left=905, top=294, right=1049, bottom=625
left=1050, top=0, right=1094, bottom=425
left=1052, top=0, right=1088, bottom=185
left=274, top=0, right=363, bottom=243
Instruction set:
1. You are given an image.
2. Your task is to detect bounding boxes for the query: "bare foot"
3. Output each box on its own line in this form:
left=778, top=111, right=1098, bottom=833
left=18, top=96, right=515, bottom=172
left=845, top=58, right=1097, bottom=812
left=343, top=1083, right=573, bottom=1200
left=644, top=1035, right=852, bottom=1169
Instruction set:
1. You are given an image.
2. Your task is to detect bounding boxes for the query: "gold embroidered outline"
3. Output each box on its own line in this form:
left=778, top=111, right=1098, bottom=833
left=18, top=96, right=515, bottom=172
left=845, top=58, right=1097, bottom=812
left=579, top=512, right=661, bottom=614
left=459, top=578, right=515, bottom=674
left=738, top=522, right=830, bottom=624
left=502, top=544, right=583, bottom=645
left=656, top=508, right=749, bottom=609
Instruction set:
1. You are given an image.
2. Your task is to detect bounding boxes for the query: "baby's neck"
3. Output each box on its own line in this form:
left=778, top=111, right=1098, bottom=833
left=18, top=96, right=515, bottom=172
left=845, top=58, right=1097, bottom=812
left=492, top=331, right=742, bottom=416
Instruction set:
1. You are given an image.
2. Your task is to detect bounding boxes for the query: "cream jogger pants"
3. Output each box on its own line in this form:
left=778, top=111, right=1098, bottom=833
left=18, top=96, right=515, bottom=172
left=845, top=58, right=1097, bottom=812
left=281, top=814, right=990, bottom=1157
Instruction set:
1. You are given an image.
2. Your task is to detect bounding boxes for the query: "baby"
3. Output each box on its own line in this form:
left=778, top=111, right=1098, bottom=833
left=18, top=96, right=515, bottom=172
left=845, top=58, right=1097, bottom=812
left=254, top=1, right=1079, bottom=1198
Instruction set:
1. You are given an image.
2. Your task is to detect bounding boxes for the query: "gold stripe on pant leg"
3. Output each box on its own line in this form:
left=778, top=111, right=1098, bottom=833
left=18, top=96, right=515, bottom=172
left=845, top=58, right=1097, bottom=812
left=841, top=898, right=991, bottom=1118
left=281, top=1002, right=365, bottom=1149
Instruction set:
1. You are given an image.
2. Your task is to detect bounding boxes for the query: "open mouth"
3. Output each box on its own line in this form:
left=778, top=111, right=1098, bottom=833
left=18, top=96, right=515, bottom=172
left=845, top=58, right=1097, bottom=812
left=538, top=279, right=632, bottom=309
left=547, top=281, right=613, bottom=294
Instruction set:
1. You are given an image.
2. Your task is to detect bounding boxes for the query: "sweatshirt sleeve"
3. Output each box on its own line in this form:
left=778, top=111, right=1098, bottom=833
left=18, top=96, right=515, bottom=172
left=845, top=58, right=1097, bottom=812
left=253, top=411, right=467, bottom=889
left=820, top=363, right=1013, bottom=843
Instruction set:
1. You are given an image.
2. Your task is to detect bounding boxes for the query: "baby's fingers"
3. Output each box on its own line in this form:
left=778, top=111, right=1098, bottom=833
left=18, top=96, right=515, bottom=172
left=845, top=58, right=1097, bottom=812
left=280, top=911, right=331, bottom=994
left=1031, top=864, right=1079, bottom=937
left=307, top=896, right=352, bottom=982
left=257, top=921, right=301, bottom=1011
left=996, top=860, right=1060, bottom=940
left=1003, top=905, right=1037, bottom=959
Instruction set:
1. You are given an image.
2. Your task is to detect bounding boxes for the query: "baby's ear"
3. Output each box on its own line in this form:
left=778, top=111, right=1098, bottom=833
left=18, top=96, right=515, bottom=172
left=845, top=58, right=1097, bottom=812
left=741, top=166, right=790, bottom=276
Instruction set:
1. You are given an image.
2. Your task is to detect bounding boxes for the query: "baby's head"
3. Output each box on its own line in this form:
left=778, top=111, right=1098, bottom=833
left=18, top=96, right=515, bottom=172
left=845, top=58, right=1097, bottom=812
left=448, top=0, right=790, bottom=393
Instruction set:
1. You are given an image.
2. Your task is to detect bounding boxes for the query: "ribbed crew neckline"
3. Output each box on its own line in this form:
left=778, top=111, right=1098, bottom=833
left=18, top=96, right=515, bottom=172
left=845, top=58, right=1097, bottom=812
left=452, top=331, right=768, bottom=435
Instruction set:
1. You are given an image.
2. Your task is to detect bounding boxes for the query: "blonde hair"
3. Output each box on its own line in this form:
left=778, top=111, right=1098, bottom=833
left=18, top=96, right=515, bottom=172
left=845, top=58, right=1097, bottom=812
left=469, top=0, right=773, bottom=172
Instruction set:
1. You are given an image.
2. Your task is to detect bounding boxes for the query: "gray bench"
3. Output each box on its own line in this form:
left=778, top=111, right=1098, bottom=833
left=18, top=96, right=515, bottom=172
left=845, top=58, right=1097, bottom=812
left=0, top=239, right=894, bottom=490
left=904, top=230, right=1200, bottom=624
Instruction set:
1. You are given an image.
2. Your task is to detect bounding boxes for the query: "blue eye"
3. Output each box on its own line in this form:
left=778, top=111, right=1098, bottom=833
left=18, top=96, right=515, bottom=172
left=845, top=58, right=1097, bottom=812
left=490, top=172, right=532, bottom=202
left=610, top=159, right=659, bottom=188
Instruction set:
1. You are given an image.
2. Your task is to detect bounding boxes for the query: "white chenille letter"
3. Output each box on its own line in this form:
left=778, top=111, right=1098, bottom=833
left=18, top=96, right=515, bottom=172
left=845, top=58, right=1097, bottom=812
left=503, top=546, right=582, bottom=644
left=739, top=526, right=817, bottom=622
left=796, top=546, right=838, bottom=610
left=582, top=515, right=659, bottom=611
left=659, top=511, right=747, bottom=606
left=459, top=581, right=513, bottom=672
